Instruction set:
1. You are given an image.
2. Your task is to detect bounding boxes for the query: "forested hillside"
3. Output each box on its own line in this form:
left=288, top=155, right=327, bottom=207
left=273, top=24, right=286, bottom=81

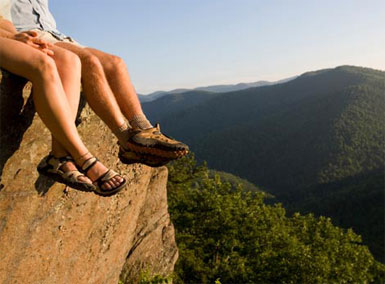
left=142, top=90, right=220, bottom=123
left=166, top=154, right=385, bottom=283
left=144, top=66, right=385, bottom=261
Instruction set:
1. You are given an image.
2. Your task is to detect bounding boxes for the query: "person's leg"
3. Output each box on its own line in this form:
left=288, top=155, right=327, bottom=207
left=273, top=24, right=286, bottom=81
left=84, top=48, right=144, bottom=121
left=55, top=42, right=126, bottom=131
left=55, top=43, right=152, bottom=140
left=82, top=48, right=155, bottom=130
left=83, top=49, right=189, bottom=159
left=0, top=38, right=123, bottom=190
left=50, top=45, right=82, bottom=158
left=48, top=45, right=91, bottom=183
left=55, top=42, right=188, bottom=160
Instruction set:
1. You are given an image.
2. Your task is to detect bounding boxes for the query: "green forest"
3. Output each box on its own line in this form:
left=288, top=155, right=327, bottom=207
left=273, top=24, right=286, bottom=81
left=165, top=154, right=385, bottom=283
left=143, top=66, right=385, bottom=262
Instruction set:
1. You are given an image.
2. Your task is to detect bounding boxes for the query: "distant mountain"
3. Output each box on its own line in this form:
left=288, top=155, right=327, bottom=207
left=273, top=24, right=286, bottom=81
left=142, top=90, right=219, bottom=123
left=138, top=77, right=295, bottom=102
left=138, top=88, right=190, bottom=102
left=143, top=65, right=385, bottom=261
left=154, top=65, right=384, bottom=191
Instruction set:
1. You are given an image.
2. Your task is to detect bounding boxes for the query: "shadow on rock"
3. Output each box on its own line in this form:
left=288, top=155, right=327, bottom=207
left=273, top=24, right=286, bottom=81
left=0, top=69, right=88, bottom=193
left=0, top=70, right=34, bottom=182
left=34, top=174, right=56, bottom=196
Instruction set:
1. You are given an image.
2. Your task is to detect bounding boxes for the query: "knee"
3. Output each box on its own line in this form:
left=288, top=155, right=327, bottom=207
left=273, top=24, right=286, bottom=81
left=55, top=50, right=81, bottom=77
left=104, top=54, right=126, bottom=74
left=33, top=54, right=57, bottom=81
left=109, top=55, right=125, bottom=68
left=58, top=50, right=81, bottom=71
left=81, top=52, right=103, bottom=72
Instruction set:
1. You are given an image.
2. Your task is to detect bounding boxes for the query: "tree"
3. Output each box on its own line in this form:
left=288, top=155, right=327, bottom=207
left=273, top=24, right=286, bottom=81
left=167, top=154, right=385, bottom=283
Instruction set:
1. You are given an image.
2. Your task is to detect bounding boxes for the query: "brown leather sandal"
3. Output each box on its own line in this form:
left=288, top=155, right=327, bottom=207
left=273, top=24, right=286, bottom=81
left=80, top=157, right=127, bottom=197
left=37, top=154, right=95, bottom=192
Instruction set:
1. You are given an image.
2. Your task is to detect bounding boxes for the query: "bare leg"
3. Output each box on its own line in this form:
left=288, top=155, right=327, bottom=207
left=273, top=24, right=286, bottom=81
left=49, top=45, right=124, bottom=189
left=85, top=48, right=143, bottom=120
left=0, top=38, right=122, bottom=190
left=55, top=42, right=126, bottom=130
left=0, top=38, right=87, bottom=158
left=47, top=46, right=92, bottom=183
left=50, top=45, right=82, bottom=158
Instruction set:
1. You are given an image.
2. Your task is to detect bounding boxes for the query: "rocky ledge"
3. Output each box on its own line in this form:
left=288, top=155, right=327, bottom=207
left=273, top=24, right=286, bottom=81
left=0, top=71, right=178, bottom=283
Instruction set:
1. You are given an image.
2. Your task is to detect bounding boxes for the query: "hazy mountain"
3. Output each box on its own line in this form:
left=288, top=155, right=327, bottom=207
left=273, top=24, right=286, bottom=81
left=138, top=76, right=295, bottom=102
left=138, top=88, right=190, bottom=102
left=142, top=90, right=220, bottom=123
left=144, top=65, right=385, bottom=260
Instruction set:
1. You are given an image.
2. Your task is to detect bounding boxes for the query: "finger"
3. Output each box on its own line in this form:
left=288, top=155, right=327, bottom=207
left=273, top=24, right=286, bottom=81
left=40, top=47, right=54, bottom=56
left=28, top=41, right=41, bottom=49
left=31, top=37, right=44, bottom=45
left=32, top=37, right=51, bottom=47
left=25, top=30, right=38, bottom=37
left=35, top=42, right=50, bottom=50
left=44, top=49, right=54, bottom=56
left=17, top=33, right=31, bottom=40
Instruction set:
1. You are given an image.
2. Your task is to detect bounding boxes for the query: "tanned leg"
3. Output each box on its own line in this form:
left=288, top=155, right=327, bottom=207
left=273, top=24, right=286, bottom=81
left=50, top=46, right=82, bottom=158
left=55, top=42, right=126, bottom=131
left=48, top=45, right=92, bottom=183
left=84, top=48, right=143, bottom=120
left=0, top=38, right=122, bottom=190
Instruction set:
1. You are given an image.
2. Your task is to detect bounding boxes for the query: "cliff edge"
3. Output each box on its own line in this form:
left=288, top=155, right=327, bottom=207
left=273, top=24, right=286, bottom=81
left=0, top=71, right=178, bottom=283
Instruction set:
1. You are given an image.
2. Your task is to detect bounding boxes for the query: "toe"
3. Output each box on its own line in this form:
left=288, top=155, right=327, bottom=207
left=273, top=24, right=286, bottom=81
left=115, top=176, right=124, bottom=186
left=110, top=179, right=119, bottom=188
left=116, top=176, right=124, bottom=183
left=102, top=182, right=112, bottom=191
left=108, top=180, right=116, bottom=189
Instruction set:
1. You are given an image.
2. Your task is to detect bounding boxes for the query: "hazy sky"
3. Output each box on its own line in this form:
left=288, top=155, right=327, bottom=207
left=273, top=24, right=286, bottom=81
left=50, top=0, right=385, bottom=94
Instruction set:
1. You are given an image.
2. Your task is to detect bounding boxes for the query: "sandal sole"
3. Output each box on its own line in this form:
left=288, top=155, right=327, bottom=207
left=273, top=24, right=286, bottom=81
left=118, top=151, right=169, bottom=167
left=92, top=179, right=127, bottom=197
left=37, top=167, right=95, bottom=192
left=125, top=142, right=188, bottom=159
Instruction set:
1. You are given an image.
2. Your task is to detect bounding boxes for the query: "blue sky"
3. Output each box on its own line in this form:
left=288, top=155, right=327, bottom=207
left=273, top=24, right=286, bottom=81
left=50, top=0, right=385, bottom=94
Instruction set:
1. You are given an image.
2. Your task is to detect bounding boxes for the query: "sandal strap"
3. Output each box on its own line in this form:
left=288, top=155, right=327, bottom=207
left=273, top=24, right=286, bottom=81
left=81, top=157, right=98, bottom=173
left=46, top=155, right=72, bottom=173
left=97, top=169, right=118, bottom=183
left=62, top=170, right=86, bottom=182
left=94, top=169, right=118, bottom=188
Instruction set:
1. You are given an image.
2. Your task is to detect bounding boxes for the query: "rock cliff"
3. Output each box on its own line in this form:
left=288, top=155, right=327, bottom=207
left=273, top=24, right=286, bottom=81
left=0, top=71, right=178, bottom=283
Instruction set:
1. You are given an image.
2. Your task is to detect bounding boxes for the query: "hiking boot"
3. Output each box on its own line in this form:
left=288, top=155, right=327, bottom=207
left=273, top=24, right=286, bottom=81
left=123, top=123, right=189, bottom=159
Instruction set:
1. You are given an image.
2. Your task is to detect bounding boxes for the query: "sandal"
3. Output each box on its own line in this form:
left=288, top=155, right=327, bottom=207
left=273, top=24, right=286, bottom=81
left=37, top=154, right=95, bottom=192
left=80, top=157, right=127, bottom=197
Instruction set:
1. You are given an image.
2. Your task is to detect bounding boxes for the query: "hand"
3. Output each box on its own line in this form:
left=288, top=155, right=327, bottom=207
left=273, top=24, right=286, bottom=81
left=13, top=31, right=54, bottom=56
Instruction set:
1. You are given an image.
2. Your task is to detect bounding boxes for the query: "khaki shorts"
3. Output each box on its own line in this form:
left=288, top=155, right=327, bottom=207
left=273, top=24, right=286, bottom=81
left=31, top=29, right=85, bottom=48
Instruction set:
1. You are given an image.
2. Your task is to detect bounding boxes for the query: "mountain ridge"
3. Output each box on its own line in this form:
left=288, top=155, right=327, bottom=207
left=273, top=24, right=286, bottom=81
left=142, top=65, right=385, bottom=260
left=138, top=76, right=296, bottom=102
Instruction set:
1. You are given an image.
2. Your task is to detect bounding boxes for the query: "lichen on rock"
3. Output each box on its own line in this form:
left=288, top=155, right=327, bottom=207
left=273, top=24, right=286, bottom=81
left=0, top=70, right=178, bottom=283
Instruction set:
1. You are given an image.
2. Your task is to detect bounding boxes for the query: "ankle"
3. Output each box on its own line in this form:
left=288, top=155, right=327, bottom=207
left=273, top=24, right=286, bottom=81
left=74, top=152, right=92, bottom=167
left=129, top=113, right=152, bottom=130
left=112, top=121, right=131, bottom=145
left=51, top=150, right=68, bottom=159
